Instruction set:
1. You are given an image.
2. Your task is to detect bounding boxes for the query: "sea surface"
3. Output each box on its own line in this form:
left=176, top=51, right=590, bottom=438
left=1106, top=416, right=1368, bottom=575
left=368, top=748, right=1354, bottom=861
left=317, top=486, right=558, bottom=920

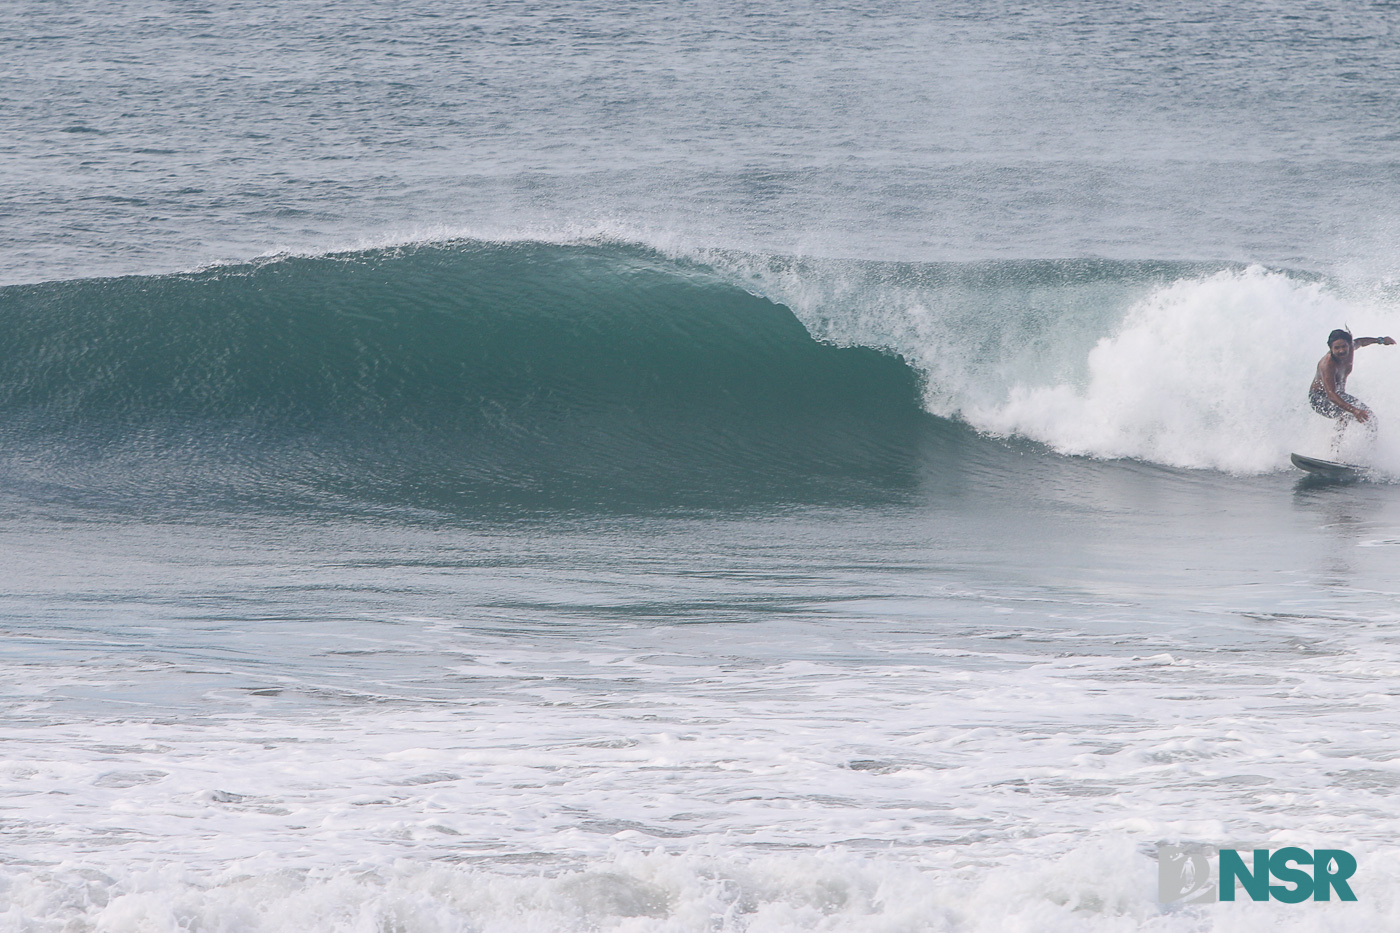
left=3, top=2, right=1400, bottom=931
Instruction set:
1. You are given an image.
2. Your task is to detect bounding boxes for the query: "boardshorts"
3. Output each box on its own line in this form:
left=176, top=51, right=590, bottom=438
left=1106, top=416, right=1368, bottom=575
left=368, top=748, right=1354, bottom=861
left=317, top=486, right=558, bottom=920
left=1310, top=387, right=1369, bottom=420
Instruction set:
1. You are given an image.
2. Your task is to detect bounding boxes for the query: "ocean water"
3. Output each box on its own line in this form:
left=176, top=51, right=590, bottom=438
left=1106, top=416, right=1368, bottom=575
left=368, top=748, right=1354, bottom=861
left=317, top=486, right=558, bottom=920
left=3, top=2, right=1400, bottom=931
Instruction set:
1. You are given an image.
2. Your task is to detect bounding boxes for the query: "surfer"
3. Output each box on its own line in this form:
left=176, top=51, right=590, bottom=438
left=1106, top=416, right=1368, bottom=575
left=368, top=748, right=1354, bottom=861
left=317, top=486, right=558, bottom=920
left=1310, top=329, right=1395, bottom=446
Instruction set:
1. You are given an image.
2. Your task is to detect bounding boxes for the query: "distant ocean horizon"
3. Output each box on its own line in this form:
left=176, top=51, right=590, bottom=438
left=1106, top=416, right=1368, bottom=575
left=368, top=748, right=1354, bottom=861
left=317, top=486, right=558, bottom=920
left=3, top=2, right=1400, bottom=930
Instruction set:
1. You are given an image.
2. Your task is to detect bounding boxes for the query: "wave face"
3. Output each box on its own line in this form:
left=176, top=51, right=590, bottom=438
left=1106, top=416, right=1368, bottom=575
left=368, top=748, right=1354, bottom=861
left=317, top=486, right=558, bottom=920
left=0, top=242, right=937, bottom=513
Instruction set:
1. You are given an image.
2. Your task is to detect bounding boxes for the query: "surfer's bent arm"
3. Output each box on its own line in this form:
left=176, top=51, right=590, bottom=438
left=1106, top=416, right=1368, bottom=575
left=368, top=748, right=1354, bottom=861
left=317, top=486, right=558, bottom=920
left=1315, top=358, right=1365, bottom=416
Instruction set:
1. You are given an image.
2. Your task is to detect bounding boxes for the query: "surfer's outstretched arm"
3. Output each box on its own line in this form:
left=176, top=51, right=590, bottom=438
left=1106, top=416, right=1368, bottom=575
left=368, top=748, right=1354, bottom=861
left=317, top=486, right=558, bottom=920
left=1354, top=336, right=1396, bottom=348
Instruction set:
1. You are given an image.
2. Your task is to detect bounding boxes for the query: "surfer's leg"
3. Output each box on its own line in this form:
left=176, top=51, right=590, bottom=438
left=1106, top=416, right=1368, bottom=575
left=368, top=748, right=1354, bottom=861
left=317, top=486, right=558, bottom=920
left=1310, top=389, right=1369, bottom=454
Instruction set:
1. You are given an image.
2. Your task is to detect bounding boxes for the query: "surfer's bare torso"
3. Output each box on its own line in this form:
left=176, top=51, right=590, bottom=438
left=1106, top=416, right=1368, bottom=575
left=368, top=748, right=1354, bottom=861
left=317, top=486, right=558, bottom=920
left=1311, top=349, right=1354, bottom=409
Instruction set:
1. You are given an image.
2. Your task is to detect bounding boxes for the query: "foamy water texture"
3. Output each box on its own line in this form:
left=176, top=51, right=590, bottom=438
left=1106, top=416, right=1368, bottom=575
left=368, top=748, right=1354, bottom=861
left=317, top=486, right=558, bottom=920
left=7, top=635, right=1400, bottom=932
left=977, top=268, right=1400, bottom=473
left=9, top=638, right=1400, bottom=931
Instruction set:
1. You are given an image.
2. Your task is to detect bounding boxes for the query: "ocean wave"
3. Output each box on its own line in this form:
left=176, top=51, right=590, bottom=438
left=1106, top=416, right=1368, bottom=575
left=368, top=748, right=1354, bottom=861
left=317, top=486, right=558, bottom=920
left=2, top=239, right=1392, bottom=515
left=0, top=241, right=937, bottom=513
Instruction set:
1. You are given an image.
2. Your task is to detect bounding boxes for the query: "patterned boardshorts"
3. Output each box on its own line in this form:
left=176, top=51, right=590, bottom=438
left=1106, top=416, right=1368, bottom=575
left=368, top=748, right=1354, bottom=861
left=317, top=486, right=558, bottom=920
left=1309, top=387, right=1370, bottom=419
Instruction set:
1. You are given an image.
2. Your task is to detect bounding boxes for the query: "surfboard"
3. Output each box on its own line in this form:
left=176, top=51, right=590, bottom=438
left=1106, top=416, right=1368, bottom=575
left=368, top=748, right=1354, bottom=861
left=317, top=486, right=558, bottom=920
left=1290, top=452, right=1365, bottom=481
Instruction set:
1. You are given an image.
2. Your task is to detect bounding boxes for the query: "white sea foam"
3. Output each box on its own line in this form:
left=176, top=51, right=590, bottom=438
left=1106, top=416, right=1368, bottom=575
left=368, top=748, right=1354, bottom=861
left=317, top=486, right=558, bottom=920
left=6, top=620, right=1400, bottom=931
left=724, top=257, right=1400, bottom=475
left=7, top=840, right=1397, bottom=933
left=972, top=266, right=1400, bottom=473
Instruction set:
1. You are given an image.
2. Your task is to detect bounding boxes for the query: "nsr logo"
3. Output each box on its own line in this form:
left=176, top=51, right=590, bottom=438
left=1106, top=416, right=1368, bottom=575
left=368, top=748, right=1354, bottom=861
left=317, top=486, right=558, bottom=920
left=1159, top=845, right=1357, bottom=904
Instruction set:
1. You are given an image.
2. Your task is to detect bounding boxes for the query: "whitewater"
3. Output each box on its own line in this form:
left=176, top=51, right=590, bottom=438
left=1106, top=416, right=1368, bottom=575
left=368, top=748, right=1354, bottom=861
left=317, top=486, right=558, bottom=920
left=3, top=2, right=1400, bottom=931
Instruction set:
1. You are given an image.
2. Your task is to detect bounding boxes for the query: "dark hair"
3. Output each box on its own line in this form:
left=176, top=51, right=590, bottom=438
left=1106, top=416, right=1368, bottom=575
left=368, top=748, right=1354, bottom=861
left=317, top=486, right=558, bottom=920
left=1328, top=328, right=1353, bottom=346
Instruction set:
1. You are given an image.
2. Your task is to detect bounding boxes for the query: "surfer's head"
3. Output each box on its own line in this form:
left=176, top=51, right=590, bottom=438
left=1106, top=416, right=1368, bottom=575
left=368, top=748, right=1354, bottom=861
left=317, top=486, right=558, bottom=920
left=1329, top=328, right=1353, bottom=359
